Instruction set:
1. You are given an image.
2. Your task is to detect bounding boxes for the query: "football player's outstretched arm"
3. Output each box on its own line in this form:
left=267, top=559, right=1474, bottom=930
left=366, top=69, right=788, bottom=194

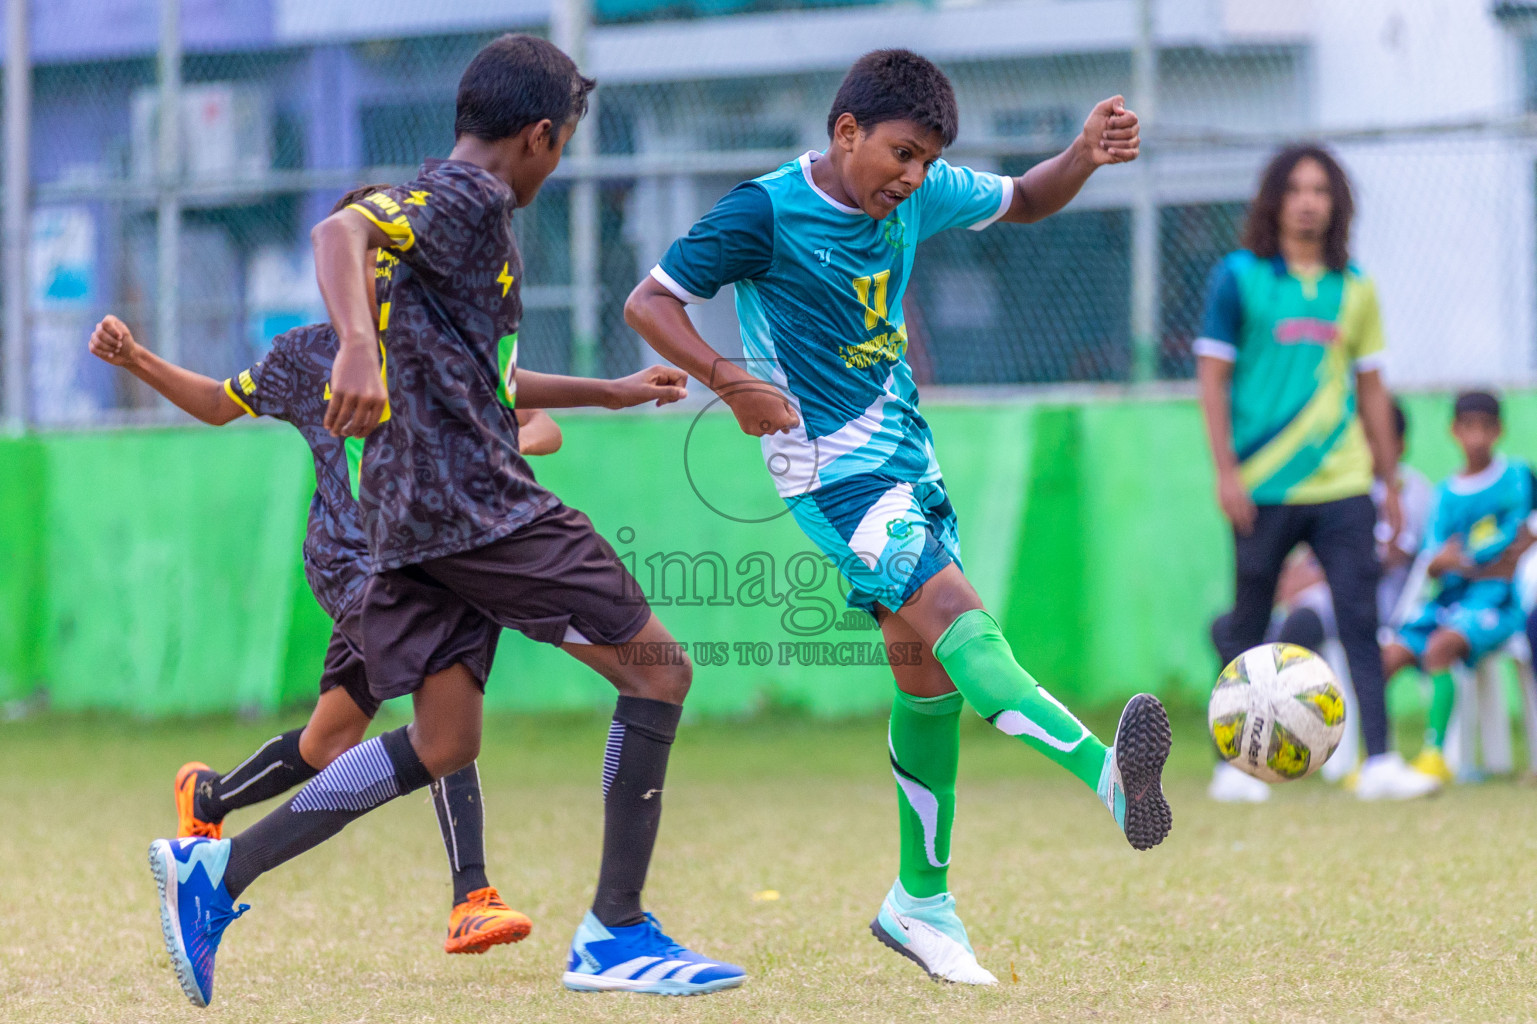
left=514, top=366, right=688, bottom=410
left=1000, top=96, right=1139, bottom=225
left=624, top=276, right=798, bottom=437
left=312, top=208, right=390, bottom=438
left=87, top=314, right=245, bottom=425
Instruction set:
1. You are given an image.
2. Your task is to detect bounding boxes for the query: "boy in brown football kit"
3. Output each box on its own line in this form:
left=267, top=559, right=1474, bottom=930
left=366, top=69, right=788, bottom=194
left=147, top=35, right=745, bottom=1007
left=102, top=182, right=682, bottom=961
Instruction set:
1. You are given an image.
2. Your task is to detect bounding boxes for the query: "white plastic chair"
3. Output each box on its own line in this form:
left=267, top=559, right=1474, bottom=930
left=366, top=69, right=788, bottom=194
left=1315, top=548, right=1537, bottom=780
left=1319, top=637, right=1359, bottom=782
left=1445, top=635, right=1534, bottom=776
left=1316, top=550, right=1429, bottom=783
left=1444, top=551, right=1537, bottom=778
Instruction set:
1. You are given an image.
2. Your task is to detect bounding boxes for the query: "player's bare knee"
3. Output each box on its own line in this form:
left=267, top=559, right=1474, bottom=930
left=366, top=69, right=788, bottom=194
left=452, top=733, right=481, bottom=770
left=623, top=658, right=691, bottom=705
left=1424, top=631, right=1468, bottom=673
left=305, top=735, right=352, bottom=770
left=420, top=745, right=477, bottom=780
left=439, top=730, right=480, bottom=774
left=408, top=724, right=478, bottom=778
left=911, top=587, right=980, bottom=640
left=299, top=725, right=364, bottom=770
left=1382, top=643, right=1415, bottom=680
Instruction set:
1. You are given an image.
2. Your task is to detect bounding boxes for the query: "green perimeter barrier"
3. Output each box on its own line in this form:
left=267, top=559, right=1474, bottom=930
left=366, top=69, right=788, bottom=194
left=0, top=437, right=45, bottom=703
left=36, top=429, right=313, bottom=714
left=0, top=391, right=1517, bottom=718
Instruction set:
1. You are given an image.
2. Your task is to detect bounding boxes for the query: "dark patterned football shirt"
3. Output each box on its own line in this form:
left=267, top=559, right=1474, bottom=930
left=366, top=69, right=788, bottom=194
left=348, top=159, right=557, bottom=570
left=225, top=323, right=370, bottom=620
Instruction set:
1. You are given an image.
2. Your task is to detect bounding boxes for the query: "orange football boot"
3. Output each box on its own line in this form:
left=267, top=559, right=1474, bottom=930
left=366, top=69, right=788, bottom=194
left=444, top=887, right=532, bottom=954
left=174, top=761, right=223, bottom=840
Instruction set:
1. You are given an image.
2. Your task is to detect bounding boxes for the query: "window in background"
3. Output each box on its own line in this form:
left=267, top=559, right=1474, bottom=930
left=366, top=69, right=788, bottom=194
left=1158, top=200, right=1247, bottom=380
left=909, top=208, right=1133, bottom=385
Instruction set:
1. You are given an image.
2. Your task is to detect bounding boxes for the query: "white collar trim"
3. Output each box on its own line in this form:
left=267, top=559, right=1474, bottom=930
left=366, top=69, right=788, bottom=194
left=799, top=151, right=862, bottom=215
left=1447, top=456, right=1508, bottom=495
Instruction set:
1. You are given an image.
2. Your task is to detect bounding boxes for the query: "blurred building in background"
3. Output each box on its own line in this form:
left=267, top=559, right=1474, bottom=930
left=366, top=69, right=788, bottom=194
left=5, top=0, right=1537, bottom=426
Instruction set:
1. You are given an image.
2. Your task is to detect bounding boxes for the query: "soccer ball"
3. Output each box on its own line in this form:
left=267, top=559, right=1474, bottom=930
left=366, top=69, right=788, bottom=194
left=1208, top=643, right=1347, bottom=783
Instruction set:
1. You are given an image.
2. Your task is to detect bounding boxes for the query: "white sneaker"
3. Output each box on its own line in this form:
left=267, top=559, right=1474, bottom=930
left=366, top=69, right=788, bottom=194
left=1207, top=762, right=1271, bottom=803
left=870, top=881, right=997, bottom=985
left=1355, top=752, right=1442, bottom=801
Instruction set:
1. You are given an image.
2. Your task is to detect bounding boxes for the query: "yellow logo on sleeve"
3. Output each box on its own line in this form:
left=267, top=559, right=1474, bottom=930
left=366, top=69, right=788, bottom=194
left=350, top=193, right=416, bottom=252
left=1469, top=514, right=1498, bottom=554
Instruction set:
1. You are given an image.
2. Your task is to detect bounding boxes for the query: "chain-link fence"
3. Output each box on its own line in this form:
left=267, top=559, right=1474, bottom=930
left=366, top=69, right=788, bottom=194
left=6, top=0, right=1537, bottom=428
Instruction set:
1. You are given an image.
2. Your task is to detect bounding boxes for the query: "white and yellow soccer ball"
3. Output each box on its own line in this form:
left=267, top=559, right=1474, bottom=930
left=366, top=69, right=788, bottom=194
left=1209, top=643, right=1347, bottom=783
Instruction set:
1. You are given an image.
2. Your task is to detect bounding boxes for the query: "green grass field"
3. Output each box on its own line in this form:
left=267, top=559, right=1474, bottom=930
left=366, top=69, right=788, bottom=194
left=3, top=708, right=1536, bottom=1023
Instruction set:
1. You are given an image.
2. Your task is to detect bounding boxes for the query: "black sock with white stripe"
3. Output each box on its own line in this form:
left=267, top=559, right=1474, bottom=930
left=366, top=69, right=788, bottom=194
left=592, top=696, right=682, bottom=929
left=431, top=763, right=490, bottom=905
left=223, top=726, right=432, bottom=899
left=199, top=728, right=320, bottom=823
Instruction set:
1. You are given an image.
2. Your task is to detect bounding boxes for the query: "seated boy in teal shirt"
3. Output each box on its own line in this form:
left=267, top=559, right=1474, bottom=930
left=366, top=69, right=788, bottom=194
left=1384, top=391, right=1533, bottom=780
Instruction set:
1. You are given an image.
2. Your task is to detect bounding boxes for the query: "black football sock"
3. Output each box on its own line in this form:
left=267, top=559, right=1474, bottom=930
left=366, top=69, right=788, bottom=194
left=223, top=726, right=432, bottom=899
left=431, top=762, right=490, bottom=905
left=199, top=728, right=320, bottom=823
left=591, top=696, right=682, bottom=929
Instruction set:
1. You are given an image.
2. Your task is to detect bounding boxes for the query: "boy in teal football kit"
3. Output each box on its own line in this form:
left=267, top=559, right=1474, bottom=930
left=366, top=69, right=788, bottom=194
left=628, top=49, right=1172, bottom=985
left=1382, top=391, right=1533, bottom=776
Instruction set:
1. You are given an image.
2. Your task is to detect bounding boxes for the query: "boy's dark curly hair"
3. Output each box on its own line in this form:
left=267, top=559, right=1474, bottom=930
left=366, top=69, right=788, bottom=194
left=827, top=49, right=959, bottom=148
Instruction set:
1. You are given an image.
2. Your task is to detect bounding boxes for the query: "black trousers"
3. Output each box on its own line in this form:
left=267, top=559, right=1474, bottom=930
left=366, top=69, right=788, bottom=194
left=1211, top=605, right=1327, bottom=658
left=1215, top=495, right=1390, bottom=758
left=1526, top=606, right=1537, bottom=681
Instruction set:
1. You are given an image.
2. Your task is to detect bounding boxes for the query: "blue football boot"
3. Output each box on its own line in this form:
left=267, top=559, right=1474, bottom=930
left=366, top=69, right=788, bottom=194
left=148, top=836, right=249, bottom=1007
left=563, top=911, right=745, bottom=995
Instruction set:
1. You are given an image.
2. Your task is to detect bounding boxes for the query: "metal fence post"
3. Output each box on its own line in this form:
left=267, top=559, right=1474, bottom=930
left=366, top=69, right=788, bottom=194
left=554, top=0, right=600, bottom=378
left=2, top=0, right=29, bottom=433
left=1128, top=0, right=1159, bottom=382
left=155, top=0, right=181, bottom=372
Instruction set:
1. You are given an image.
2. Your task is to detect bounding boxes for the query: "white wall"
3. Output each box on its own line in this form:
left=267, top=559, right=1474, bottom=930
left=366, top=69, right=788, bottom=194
left=1311, top=0, right=1533, bottom=386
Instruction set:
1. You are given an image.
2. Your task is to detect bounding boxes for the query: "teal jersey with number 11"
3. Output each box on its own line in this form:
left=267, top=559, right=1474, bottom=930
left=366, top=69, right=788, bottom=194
left=653, top=151, right=1012, bottom=497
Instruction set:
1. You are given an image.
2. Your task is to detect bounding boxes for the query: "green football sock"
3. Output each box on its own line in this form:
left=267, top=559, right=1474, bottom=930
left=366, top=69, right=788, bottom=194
left=1426, top=671, right=1456, bottom=750
left=888, top=688, right=962, bottom=899
left=933, top=609, right=1108, bottom=790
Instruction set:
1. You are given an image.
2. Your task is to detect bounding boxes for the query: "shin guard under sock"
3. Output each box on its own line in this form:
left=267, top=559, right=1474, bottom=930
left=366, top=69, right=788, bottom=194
left=431, top=762, right=490, bottom=905
left=201, top=728, right=320, bottom=822
left=223, top=726, right=432, bottom=898
left=933, top=609, right=1108, bottom=789
left=1426, top=671, right=1456, bottom=750
left=592, top=696, right=681, bottom=928
left=889, top=688, right=962, bottom=899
